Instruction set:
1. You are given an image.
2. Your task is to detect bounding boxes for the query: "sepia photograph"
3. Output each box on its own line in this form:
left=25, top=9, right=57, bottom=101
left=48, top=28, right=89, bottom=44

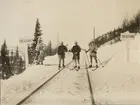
left=0, top=0, right=140, bottom=105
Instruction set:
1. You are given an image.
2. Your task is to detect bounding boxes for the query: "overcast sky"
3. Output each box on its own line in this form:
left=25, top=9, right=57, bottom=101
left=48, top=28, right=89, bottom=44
left=0, top=0, right=140, bottom=48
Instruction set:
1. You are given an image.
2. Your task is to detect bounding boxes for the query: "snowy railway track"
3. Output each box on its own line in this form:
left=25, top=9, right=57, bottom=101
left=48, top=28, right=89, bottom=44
left=83, top=51, right=116, bottom=105
left=16, top=51, right=98, bottom=105
left=83, top=51, right=96, bottom=105
left=85, top=67, right=96, bottom=105
left=16, top=60, right=73, bottom=105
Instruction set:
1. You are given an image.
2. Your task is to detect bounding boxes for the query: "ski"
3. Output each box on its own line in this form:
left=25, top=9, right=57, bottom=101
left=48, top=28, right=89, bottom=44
left=76, top=68, right=80, bottom=71
left=58, top=66, right=64, bottom=70
left=70, top=67, right=75, bottom=70
left=92, top=66, right=99, bottom=71
left=69, top=66, right=77, bottom=70
left=86, top=66, right=100, bottom=71
left=58, top=65, right=67, bottom=70
left=74, top=66, right=80, bottom=71
left=58, top=67, right=64, bottom=70
left=69, top=66, right=80, bottom=71
left=87, top=66, right=96, bottom=69
left=69, top=67, right=76, bottom=70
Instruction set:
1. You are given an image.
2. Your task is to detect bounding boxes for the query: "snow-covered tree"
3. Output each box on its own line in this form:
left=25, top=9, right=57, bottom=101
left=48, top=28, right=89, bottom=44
left=1, top=40, right=8, bottom=63
left=32, top=18, right=43, bottom=50
left=47, top=41, right=52, bottom=56
left=28, top=18, right=43, bottom=64
left=1, top=40, right=13, bottom=79
left=18, top=57, right=25, bottom=73
left=15, top=46, right=19, bottom=59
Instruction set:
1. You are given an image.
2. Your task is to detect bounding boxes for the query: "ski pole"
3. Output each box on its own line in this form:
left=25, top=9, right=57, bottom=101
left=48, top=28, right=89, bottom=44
left=83, top=50, right=90, bottom=66
left=97, top=57, right=104, bottom=67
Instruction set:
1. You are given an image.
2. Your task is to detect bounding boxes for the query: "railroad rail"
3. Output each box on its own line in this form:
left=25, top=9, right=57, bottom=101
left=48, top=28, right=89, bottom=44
left=16, top=60, right=73, bottom=105
left=83, top=51, right=96, bottom=105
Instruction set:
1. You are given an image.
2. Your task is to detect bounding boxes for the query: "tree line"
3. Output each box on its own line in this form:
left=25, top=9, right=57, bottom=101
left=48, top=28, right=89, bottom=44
left=95, top=11, right=140, bottom=47
left=0, top=41, right=25, bottom=79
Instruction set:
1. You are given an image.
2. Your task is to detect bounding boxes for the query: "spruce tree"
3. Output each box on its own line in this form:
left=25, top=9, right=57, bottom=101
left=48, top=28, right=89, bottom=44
left=15, top=46, right=19, bottom=59
left=18, top=57, right=25, bottom=73
left=13, top=46, right=20, bottom=74
left=29, top=18, right=43, bottom=64
left=13, top=46, right=19, bottom=66
left=1, top=40, right=13, bottom=79
left=32, top=18, right=43, bottom=50
left=10, top=50, right=14, bottom=63
left=47, top=41, right=52, bottom=56
left=1, top=40, right=8, bottom=65
left=28, top=45, right=32, bottom=64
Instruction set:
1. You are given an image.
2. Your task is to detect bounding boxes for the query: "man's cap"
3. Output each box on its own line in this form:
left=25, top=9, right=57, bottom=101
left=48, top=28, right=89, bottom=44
left=74, top=41, right=78, bottom=44
left=89, top=39, right=96, bottom=45
left=60, top=41, right=63, bottom=44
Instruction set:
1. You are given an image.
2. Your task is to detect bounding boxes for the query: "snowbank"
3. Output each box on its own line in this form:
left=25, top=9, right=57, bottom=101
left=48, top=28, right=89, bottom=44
left=90, top=34, right=140, bottom=104
left=1, top=53, right=72, bottom=105
left=1, top=65, right=58, bottom=105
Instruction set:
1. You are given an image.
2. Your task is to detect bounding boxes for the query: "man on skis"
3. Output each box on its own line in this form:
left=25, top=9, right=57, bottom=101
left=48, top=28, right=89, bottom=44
left=57, top=41, right=67, bottom=69
left=85, top=39, right=98, bottom=68
left=71, top=41, right=81, bottom=69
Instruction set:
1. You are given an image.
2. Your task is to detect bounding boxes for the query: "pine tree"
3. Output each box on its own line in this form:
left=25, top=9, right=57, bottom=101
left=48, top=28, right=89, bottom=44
left=52, top=46, right=58, bottom=55
left=13, top=46, right=20, bottom=74
left=1, top=40, right=13, bottom=79
left=15, top=46, right=19, bottom=59
left=32, top=18, right=43, bottom=50
left=122, top=18, right=130, bottom=31
left=10, top=50, right=14, bottom=63
left=47, top=41, right=52, bottom=56
left=13, top=46, right=19, bottom=68
left=29, top=18, right=43, bottom=64
left=1, top=40, right=8, bottom=65
left=28, top=45, right=32, bottom=64
left=18, top=57, right=25, bottom=73
left=10, top=50, right=14, bottom=74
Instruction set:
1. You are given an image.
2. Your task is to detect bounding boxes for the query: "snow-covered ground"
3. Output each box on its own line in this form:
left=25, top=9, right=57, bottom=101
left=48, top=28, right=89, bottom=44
left=18, top=52, right=91, bottom=105
left=1, top=53, right=72, bottom=105
left=22, top=65, right=91, bottom=105
left=1, top=34, right=140, bottom=105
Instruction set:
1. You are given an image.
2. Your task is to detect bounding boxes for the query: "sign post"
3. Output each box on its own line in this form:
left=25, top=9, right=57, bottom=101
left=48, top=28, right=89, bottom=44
left=93, top=27, right=95, bottom=40
left=19, top=38, right=32, bottom=69
left=121, top=31, right=135, bottom=63
left=126, top=40, right=130, bottom=62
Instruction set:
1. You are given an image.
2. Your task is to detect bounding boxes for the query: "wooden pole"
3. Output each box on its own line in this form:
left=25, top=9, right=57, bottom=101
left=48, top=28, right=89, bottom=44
left=93, top=27, right=95, bottom=40
left=25, top=44, right=29, bottom=69
left=57, top=32, right=59, bottom=46
left=126, top=40, right=130, bottom=63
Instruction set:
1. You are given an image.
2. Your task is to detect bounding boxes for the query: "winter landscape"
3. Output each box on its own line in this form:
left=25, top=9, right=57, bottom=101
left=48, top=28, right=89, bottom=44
left=0, top=0, right=140, bottom=105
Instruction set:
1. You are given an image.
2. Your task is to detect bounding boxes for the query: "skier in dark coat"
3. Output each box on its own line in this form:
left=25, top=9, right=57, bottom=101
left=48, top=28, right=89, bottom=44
left=71, top=41, right=81, bottom=69
left=57, top=41, right=67, bottom=69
